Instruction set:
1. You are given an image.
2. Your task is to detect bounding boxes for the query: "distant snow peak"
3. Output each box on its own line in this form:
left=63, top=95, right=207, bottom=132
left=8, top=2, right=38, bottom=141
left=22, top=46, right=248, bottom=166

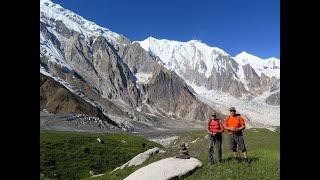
left=235, top=51, right=261, bottom=63
left=188, top=39, right=202, bottom=43
left=40, top=0, right=121, bottom=45
left=234, top=51, right=280, bottom=79
left=235, top=51, right=280, bottom=63
left=135, top=37, right=230, bottom=79
left=266, top=57, right=280, bottom=62
left=237, top=51, right=251, bottom=57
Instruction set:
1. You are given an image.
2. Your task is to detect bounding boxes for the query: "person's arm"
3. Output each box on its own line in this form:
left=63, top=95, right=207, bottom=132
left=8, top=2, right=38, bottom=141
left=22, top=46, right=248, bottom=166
left=236, top=117, right=246, bottom=131
left=223, top=117, right=231, bottom=130
left=218, top=120, right=224, bottom=133
left=206, top=120, right=212, bottom=134
left=236, top=124, right=245, bottom=131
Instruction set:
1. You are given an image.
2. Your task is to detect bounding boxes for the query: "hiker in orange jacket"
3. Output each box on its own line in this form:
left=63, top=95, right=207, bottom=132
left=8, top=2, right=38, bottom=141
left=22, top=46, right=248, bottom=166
left=206, top=112, right=224, bottom=165
left=223, top=107, right=249, bottom=163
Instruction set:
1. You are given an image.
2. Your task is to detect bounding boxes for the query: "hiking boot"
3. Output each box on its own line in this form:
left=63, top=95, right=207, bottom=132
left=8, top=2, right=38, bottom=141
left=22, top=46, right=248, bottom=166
left=208, top=160, right=215, bottom=165
left=244, top=158, right=250, bottom=164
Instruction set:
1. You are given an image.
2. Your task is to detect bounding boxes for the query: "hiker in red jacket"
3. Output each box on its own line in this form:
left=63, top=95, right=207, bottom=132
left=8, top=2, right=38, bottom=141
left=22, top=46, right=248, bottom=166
left=206, top=112, right=224, bottom=165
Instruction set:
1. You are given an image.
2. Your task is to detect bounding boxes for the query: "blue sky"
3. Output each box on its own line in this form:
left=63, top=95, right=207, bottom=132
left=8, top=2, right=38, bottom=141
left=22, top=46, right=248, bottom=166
left=52, top=0, right=279, bottom=59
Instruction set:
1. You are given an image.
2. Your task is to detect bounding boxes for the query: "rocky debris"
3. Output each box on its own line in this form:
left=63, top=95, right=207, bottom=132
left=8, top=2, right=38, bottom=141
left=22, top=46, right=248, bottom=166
left=176, top=143, right=190, bottom=159
left=111, top=147, right=163, bottom=172
left=124, top=157, right=202, bottom=180
left=72, top=117, right=113, bottom=129
left=65, top=114, right=117, bottom=129
left=67, top=114, right=100, bottom=121
left=40, top=111, right=121, bottom=132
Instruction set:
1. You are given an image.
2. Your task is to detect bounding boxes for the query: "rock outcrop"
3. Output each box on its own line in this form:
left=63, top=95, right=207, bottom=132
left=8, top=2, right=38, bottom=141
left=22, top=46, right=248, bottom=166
left=266, top=91, right=280, bottom=106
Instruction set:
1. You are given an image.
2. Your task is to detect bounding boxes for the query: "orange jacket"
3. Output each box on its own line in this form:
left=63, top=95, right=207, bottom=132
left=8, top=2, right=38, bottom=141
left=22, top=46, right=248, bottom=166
left=224, top=115, right=245, bottom=133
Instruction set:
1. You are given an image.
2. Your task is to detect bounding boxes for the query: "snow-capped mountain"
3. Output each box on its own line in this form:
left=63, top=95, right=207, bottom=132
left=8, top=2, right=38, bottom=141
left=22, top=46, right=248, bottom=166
left=136, top=37, right=280, bottom=127
left=137, top=37, right=229, bottom=79
left=234, top=51, right=280, bottom=79
left=40, top=0, right=214, bottom=132
left=40, top=0, right=279, bottom=130
left=40, top=0, right=128, bottom=46
left=136, top=37, right=280, bottom=97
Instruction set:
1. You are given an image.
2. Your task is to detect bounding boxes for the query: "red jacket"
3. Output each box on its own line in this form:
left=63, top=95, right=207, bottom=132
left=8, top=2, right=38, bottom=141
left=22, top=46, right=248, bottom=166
left=208, top=119, right=223, bottom=133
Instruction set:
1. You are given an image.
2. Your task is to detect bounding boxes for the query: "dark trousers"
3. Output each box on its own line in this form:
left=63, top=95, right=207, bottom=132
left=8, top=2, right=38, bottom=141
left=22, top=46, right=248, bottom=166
left=208, top=133, right=222, bottom=162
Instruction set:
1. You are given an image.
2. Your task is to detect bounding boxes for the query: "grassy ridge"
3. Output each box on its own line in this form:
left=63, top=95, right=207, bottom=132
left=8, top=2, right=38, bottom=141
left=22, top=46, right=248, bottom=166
left=40, top=130, right=161, bottom=179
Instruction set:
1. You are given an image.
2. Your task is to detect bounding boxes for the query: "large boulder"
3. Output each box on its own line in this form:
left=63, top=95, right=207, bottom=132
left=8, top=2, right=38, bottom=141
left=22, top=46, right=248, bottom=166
left=112, top=147, right=163, bottom=172
left=124, top=157, right=202, bottom=180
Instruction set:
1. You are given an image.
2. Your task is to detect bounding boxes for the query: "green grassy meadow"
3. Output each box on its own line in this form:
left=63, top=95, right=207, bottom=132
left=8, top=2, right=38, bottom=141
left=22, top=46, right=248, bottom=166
left=40, top=128, right=279, bottom=180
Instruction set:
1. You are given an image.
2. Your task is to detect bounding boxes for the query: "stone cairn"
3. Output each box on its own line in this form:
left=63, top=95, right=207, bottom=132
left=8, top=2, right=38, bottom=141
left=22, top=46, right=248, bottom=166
left=176, top=143, right=190, bottom=159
